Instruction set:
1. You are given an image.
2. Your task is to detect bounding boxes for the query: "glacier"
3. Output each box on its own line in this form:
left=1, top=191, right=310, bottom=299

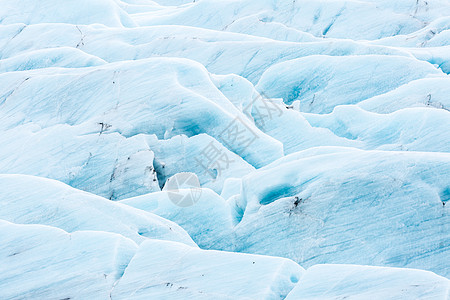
left=0, top=0, right=449, bottom=299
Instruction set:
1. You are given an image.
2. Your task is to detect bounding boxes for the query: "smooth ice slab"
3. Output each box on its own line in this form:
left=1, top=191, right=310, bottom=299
left=232, top=148, right=450, bottom=277
left=302, top=105, right=450, bottom=152
left=0, top=220, right=138, bottom=300
left=144, top=133, right=255, bottom=194
left=0, top=58, right=283, bottom=168
left=121, top=187, right=236, bottom=250
left=0, top=124, right=161, bottom=200
left=111, top=239, right=304, bottom=300
left=132, top=0, right=425, bottom=40
left=358, top=77, right=450, bottom=113
left=256, top=55, right=444, bottom=114
left=0, top=174, right=196, bottom=246
left=0, top=23, right=411, bottom=83
left=0, top=0, right=136, bottom=27
left=286, top=264, right=450, bottom=300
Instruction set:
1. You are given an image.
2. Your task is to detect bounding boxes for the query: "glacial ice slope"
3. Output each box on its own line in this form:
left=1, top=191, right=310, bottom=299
left=121, top=187, right=236, bottom=250
left=0, top=58, right=283, bottom=169
left=302, top=106, right=450, bottom=152
left=3, top=175, right=446, bottom=299
left=144, top=134, right=255, bottom=193
left=0, top=174, right=195, bottom=246
left=0, top=47, right=106, bottom=73
left=0, top=123, right=253, bottom=197
left=0, top=220, right=304, bottom=300
left=124, top=148, right=450, bottom=277
left=0, top=124, right=162, bottom=200
left=285, top=264, right=450, bottom=300
left=1, top=0, right=450, bottom=298
left=234, top=148, right=449, bottom=276
left=358, top=77, right=450, bottom=113
left=111, top=239, right=304, bottom=300
left=256, top=54, right=444, bottom=113
left=131, top=0, right=427, bottom=40
left=0, top=23, right=416, bottom=83
left=0, top=0, right=137, bottom=27
left=0, top=220, right=138, bottom=300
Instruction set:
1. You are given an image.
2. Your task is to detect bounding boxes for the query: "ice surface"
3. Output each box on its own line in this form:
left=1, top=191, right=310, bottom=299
left=0, top=47, right=106, bottom=73
left=0, top=23, right=414, bottom=84
left=372, top=16, right=450, bottom=47
left=302, top=106, right=450, bottom=152
left=256, top=54, right=444, bottom=113
left=0, top=124, right=161, bottom=199
left=111, top=239, right=304, bottom=300
left=0, top=220, right=138, bottom=300
left=121, top=187, right=236, bottom=250
left=144, top=133, right=255, bottom=193
left=0, top=174, right=196, bottom=246
left=131, top=0, right=425, bottom=40
left=0, top=0, right=137, bottom=27
left=286, top=264, right=450, bottom=300
left=233, top=148, right=450, bottom=277
left=0, top=58, right=283, bottom=167
left=358, top=77, right=450, bottom=113
left=121, top=148, right=450, bottom=277
left=2, top=218, right=448, bottom=299
left=0, top=219, right=304, bottom=300
left=1, top=0, right=449, bottom=298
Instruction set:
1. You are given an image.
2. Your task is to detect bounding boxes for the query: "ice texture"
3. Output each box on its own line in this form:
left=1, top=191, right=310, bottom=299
left=1, top=0, right=449, bottom=298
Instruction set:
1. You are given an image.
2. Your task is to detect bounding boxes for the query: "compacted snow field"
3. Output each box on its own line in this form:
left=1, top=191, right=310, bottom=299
left=1, top=0, right=449, bottom=299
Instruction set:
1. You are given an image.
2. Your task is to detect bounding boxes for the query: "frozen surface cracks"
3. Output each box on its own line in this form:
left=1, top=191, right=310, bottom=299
left=1, top=0, right=450, bottom=298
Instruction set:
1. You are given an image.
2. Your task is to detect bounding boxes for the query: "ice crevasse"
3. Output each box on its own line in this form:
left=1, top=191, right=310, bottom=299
left=0, top=0, right=449, bottom=299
